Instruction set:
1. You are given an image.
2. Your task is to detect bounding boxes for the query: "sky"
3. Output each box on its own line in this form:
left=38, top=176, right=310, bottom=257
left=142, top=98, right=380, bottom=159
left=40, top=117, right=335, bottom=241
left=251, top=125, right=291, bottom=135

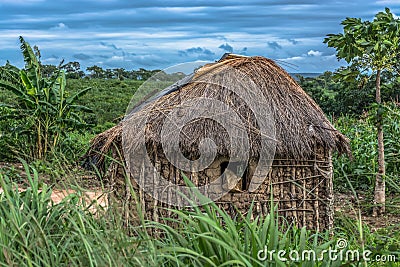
left=0, top=0, right=400, bottom=73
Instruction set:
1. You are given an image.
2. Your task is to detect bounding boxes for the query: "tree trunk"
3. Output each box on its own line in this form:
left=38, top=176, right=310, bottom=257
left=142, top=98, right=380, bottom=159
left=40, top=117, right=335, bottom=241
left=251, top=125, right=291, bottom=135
left=373, top=69, right=386, bottom=216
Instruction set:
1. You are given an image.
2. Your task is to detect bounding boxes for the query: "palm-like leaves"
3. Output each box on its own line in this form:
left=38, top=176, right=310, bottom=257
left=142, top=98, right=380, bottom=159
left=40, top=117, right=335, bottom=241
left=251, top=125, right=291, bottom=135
left=19, top=36, right=42, bottom=90
left=0, top=36, right=92, bottom=159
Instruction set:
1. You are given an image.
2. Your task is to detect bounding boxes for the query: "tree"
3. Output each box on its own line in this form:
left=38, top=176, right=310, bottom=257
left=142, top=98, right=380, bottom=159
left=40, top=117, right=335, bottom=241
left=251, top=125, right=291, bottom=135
left=324, top=8, right=400, bottom=215
left=86, top=65, right=104, bottom=79
left=104, top=69, right=113, bottom=79
left=0, top=37, right=92, bottom=159
left=61, top=61, right=84, bottom=79
left=41, top=64, right=58, bottom=78
left=113, top=68, right=127, bottom=80
left=297, top=71, right=340, bottom=115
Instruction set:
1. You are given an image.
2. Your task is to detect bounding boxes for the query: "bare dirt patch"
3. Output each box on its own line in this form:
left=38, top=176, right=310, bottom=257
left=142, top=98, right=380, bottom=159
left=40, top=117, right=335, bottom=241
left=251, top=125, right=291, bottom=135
left=335, top=192, right=400, bottom=231
left=0, top=161, right=108, bottom=212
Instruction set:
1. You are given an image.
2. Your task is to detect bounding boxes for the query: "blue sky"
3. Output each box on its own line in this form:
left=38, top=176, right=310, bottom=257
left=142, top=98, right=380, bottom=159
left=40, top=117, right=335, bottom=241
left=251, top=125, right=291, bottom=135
left=0, top=0, right=399, bottom=73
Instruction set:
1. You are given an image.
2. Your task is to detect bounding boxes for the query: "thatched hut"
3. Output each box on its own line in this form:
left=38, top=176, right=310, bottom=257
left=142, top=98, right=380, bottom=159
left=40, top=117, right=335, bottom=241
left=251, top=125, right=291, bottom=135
left=84, top=54, right=350, bottom=231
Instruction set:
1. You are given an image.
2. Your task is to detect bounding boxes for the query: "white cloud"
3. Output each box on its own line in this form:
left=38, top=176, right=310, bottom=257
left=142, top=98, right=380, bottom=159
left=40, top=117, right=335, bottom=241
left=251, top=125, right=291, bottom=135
left=110, top=56, right=124, bottom=61
left=279, top=4, right=315, bottom=11
left=376, top=0, right=400, bottom=4
left=278, top=54, right=346, bottom=72
left=50, top=23, right=68, bottom=30
left=154, top=7, right=206, bottom=13
left=307, top=50, right=323, bottom=57
left=284, top=56, right=305, bottom=61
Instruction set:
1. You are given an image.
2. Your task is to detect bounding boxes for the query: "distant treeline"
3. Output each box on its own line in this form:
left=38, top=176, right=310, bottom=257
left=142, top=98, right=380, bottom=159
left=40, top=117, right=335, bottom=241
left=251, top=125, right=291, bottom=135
left=46, top=60, right=323, bottom=80
left=297, top=70, right=400, bottom=116
left=39, top=61, right=186, bottom=81
left=2, top=59, right=399, bottom=117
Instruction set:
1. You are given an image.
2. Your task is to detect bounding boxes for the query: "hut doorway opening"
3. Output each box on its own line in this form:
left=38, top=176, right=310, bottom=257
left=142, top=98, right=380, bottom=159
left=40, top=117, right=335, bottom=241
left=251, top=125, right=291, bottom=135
left=220, top=161, right=249, bottom=191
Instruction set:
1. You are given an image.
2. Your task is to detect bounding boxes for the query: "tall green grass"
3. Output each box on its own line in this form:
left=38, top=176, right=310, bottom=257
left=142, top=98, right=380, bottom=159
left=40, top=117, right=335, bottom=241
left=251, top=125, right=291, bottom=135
left=0, top=162, right=141, bottom=266
left=0, top=163, right=389, bottom=266
left=147, top=199, right=336, bottom=266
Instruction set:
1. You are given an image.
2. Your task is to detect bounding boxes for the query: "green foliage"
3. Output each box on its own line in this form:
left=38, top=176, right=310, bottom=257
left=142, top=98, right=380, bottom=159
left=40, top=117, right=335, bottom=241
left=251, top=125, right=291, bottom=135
left=297, top=71, right=340, bottom=114
left=333, top=103, right=400, bottom=192
left=86, top=65, right=105, bottom=79
left=334, top=212, right=400, bottom=266
left=0, top=37, right=93, bottom=160
left=66, top=78, right=143, bottom=128
left=149, top=201, right=337, bottom=266
left=324, top=7, right=400, bottom=71
left=85, top=65, right=163, bottom=80
left=0, top=162, right=141, bottom=266
left=321, top=8, right=398, bottom=215
left=0, top=167, right=367, bottom=267
left=59, top=130, right=95, bottom=162
left=298, top=69, right=400, bottom=117
left=61, top=61, right=85, bottom=79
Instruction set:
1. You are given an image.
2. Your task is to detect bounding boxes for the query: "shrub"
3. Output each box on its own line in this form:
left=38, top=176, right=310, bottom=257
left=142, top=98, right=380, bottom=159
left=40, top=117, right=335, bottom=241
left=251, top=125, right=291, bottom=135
left=0, top=37, right=93, bottom=160
left=333, top=103, right=400, bottom=192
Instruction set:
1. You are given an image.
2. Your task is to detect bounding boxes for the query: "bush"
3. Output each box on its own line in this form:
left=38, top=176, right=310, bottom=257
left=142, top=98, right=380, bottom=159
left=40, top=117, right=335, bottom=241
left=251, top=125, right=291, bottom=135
left=0, top=37, right=93, bottom=160
left=333, top=103, right=400, bottom=193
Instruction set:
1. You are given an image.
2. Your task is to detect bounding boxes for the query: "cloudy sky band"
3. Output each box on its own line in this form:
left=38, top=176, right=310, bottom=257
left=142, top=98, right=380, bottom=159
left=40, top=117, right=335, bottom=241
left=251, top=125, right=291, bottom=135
left=0, top=0, right=399, bottom=72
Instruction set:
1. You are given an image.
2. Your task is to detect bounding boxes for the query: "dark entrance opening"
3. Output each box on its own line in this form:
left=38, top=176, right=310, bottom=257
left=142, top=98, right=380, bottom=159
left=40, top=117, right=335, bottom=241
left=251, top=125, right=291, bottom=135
left=220, top=161, right=249, bottom=191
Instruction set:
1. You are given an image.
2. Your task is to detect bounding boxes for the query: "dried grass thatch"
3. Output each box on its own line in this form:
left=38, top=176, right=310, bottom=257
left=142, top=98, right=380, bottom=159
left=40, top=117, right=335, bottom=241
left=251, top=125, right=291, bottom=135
left=83, top=55, right=350, bottom=170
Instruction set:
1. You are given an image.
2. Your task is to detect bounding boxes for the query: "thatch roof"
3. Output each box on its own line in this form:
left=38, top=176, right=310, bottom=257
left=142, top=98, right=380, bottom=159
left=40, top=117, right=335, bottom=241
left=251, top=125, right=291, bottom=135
left=83, top=55, right=350, bottom=170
